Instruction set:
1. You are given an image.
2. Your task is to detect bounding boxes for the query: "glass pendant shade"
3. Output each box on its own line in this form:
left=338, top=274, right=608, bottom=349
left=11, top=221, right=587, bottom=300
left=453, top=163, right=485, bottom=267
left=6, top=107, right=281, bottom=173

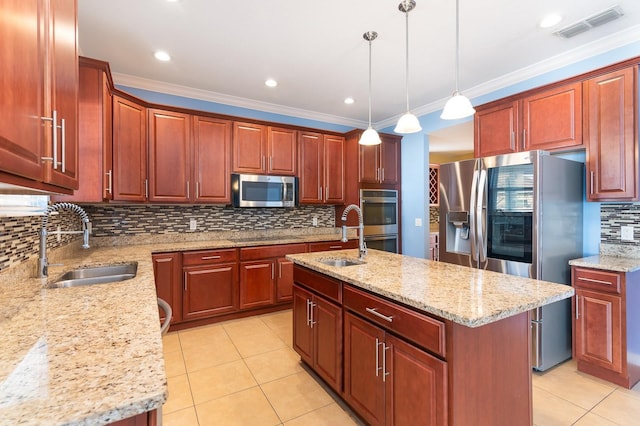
left=359, top=126, right=382, bottom=145
left=440, top=92, right=476, bottom=120
left=394, top=111, right=422, bottom=133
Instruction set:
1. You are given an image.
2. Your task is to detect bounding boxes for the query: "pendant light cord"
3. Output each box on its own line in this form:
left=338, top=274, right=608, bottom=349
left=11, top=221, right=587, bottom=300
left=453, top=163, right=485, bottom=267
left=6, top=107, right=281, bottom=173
left=455, top=0, right=460, bottom=93
left=404, top=8, right=410, bottom=111
left=368, top=36, right=373, bottom=126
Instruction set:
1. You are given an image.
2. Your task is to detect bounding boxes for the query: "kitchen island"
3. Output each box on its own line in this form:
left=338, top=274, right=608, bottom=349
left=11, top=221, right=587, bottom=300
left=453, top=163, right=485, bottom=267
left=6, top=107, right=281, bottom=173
left=287, top=249, right=575, bottom=426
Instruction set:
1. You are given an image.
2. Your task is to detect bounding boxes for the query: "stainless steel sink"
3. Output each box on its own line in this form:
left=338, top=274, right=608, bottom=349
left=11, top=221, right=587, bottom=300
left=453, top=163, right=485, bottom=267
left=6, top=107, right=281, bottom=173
left=318, top=258, right=365, bottom=267
left=46, top=262, right=138, bottom=288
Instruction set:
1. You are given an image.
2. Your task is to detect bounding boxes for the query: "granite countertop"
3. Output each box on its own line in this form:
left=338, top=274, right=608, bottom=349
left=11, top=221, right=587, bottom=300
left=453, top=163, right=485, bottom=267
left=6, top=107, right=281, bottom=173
left=287, top=249, right=575, bottom=328
left=569, top=255, right=640, bottom=273
left=0, top=230, right=346, bottom=425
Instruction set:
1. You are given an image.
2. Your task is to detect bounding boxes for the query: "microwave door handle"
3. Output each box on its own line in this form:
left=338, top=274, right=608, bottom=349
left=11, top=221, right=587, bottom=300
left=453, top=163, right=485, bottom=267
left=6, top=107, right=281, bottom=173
left=282, top=182, right=287, bottom=202
left=477, top=169, right=488, bottom=263
left=469, top=167, right=479, bottom=263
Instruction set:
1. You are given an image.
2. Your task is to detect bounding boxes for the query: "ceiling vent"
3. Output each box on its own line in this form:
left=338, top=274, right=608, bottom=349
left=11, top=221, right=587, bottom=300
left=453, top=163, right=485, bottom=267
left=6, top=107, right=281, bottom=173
left=554, top=5, right=624, bottom=39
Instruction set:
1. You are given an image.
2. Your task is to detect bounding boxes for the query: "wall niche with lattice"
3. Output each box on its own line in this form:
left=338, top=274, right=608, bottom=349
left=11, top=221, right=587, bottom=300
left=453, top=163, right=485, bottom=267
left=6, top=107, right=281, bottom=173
left=429, top=164, right=439, bottom=206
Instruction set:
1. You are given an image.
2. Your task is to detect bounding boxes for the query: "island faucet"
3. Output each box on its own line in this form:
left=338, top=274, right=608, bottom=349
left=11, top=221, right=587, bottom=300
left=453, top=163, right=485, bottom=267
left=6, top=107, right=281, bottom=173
left=341, top=204, right=367, bottom=260
left=38, top=202, right=91, bottom=278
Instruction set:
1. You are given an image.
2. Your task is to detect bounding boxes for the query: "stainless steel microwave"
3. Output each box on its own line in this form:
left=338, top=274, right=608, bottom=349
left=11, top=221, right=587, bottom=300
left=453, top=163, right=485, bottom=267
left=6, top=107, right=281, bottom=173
left=231, top=174, right=298, bottom=208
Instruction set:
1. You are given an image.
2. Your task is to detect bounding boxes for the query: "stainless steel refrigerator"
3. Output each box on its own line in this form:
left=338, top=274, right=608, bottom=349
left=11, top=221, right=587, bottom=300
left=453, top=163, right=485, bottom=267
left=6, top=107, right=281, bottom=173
left=438, top=150, right=583, bottom=371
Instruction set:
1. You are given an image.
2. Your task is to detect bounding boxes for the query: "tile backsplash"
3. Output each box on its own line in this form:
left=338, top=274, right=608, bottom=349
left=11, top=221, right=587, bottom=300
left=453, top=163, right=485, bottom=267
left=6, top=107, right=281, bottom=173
left=600, top=204, right=640, bottom=246
left=0, top=204, right=334, bottom=272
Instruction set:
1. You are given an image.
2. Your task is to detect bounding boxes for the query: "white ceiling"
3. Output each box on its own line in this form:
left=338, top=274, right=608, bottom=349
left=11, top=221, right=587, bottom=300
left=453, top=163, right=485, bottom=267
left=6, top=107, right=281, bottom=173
left=78, top=0, right=640, bottom=135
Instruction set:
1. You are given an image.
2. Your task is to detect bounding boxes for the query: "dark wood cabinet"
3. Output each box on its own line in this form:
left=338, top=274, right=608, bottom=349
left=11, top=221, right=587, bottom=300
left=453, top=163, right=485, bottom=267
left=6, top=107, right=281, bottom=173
left=474, top=100, right=519, bottom=157
left=148, top=109, right=191, bottom=202
left=239, top=259, right=275, bottom=310
left=359, top=135, right=400, bottom=185
left=276, top=258, right=294, bottom=302
left=307, top=240, right=359, bottom=252
left=0, top=0, right=78, bottom=192
left=108, top=409, right=157, bottom=426
left=113, top=95, right=147, bottom=201
left=182, top=249, right=239, bottom=321
left=572, top=266, right=640, bottom=388
left=232, top=122, right=296, bottom=175
left=299, top=131, right=345, bottom=204
left=584, top=66, right=638, bottom=201
left=152, top=252, right=182, bottom=325
left=193, top=116, right=232, bottom=203
left=267, top=126, right=297, bottom=175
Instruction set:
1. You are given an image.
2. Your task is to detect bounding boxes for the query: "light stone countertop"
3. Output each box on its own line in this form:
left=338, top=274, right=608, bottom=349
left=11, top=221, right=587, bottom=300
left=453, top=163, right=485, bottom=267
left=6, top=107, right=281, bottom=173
left=569, top=255, right=640, bottom=273
left=0, top=230, right=346, bottom=426
left=287, top=249, right=575, bottom=328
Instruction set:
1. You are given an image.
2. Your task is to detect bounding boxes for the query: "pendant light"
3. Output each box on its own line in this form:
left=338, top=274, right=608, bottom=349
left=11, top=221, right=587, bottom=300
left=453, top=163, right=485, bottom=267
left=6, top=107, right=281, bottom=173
left=394, top=0, right=422, bottom=134
left=359, top=31, right=382, bottom=146
left=441, top=0, right=475, bottom=120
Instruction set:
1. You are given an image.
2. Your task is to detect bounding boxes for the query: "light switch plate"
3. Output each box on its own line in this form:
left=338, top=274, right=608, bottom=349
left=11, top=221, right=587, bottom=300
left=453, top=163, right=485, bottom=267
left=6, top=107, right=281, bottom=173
left=621, top=226, right=634, bottom=241
left=189, top=219, right=197, bottom=231
left=415, top=218, right=423, bottom=227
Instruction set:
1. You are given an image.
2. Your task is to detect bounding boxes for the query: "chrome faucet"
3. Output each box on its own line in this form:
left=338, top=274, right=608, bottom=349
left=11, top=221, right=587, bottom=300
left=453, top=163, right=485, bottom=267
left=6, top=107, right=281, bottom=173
left=341, top=204, right=367, bottom=260
left=38, top=202, right=90, bottom=278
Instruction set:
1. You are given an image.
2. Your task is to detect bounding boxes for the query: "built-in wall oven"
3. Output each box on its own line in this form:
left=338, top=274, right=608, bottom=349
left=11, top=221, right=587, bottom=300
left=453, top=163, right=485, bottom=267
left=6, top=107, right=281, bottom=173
left=360, top=189, right=399, bottom=253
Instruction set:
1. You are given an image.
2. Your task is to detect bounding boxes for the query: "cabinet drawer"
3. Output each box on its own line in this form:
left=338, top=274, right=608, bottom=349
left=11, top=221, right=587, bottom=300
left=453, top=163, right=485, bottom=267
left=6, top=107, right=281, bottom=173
left=183, top=248, right=238, bottom=266
left=308, top=240, right=358, bottom=252
left=572, top=267, right=621, bottom=294
left=343, top=285, right=446, bottom=358
left=293, top=265, right=342, bottom=303
left=240, top=243, right=307, bottom=261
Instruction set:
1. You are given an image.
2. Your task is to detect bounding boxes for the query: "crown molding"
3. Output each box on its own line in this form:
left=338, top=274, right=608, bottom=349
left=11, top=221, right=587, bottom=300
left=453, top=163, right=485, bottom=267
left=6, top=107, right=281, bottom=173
left=112, top=73, right=367, bottom=129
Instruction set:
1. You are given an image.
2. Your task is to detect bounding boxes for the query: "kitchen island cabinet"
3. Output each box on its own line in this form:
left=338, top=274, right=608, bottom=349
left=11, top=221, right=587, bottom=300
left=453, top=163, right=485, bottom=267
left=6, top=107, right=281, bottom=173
left=288, top=249, right=574, bottom=425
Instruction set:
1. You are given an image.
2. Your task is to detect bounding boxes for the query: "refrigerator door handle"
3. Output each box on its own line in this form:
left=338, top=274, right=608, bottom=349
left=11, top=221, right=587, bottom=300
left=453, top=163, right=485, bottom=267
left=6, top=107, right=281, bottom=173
left=469, top=167, right=479, bottom=262
left=477, top=169, right=488, bottom=262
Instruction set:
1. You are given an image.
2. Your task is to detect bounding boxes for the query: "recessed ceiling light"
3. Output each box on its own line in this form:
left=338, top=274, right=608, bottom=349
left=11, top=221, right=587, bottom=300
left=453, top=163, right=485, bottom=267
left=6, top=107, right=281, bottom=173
left=154, top=50, right=171, bottom=62
left=344, top=97, right=355, bottom=105
left=265, top=79, right=278, bottom=88
left=539, top=13, right=563, bottom=28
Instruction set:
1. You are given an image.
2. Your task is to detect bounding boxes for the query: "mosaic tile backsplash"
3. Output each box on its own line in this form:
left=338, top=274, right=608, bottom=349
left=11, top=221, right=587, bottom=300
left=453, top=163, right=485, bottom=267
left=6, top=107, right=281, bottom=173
left=600, top=204, right=640, bottom=246
left=0, top=204, right=334, bottom=271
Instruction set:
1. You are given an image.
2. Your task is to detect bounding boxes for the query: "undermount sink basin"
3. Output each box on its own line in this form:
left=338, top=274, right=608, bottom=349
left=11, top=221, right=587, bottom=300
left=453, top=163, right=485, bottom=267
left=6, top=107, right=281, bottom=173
left=46, top=262, right=138, bottom=289
left=318, top=258, right=365, bottom=267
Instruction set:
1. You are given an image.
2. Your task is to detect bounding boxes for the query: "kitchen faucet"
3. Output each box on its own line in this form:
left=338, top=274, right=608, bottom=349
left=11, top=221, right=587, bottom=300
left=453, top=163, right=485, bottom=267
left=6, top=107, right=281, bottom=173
left=341, top=204, right=367, bottom=260
left=38, top=202, right=90, bottom=278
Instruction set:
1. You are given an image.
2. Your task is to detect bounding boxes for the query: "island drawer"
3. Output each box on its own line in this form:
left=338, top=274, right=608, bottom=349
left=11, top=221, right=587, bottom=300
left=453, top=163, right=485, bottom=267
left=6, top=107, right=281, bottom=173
left=183, top=248, right=238, bottom=266
left=572, top=266, right=622, bottom=294
left=343, top=285, right=446, bottom=358
left=240, top=243, right=307, bottom=260
left=293, top=265, right=342, bottom=303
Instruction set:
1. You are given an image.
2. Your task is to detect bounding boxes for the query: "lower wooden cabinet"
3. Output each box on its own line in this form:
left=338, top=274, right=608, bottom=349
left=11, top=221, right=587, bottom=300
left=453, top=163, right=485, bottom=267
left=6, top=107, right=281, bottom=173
left=152, top=252, right=182, bottom=324
left=276, top=258, right=294, bottom=302
left=183, top=262, right=238, bottom=320
left=239, top=259, right=275, bottom=309
left=108, top=409, right=157, bottom=426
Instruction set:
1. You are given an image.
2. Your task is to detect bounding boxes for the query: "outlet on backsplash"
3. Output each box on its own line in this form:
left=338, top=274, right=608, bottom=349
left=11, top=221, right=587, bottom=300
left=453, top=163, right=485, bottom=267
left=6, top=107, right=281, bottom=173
left=621, top=226, right=634, bottom=241
left=189, top=219, right=197, bottom=231
left=312, top=217, right=318, bottom=227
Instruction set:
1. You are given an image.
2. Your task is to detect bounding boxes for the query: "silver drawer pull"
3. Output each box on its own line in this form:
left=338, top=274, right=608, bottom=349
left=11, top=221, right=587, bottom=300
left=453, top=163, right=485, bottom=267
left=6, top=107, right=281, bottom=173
left=329, top=245, right=343, bottom=249
left=366, top=307, right=393, bottom=323
left=578, top=277, right=612, bottom=285
left=201, top=255, right=221, bottom=260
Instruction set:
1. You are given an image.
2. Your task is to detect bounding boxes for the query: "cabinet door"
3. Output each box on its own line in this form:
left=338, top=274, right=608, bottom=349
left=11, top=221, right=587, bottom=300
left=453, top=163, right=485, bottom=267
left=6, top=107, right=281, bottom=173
left=293, top=285, right=313, bottom=365
left=233, top=122, right=267, bottom=174
left=299, top=131, right=323, bottom=204
left=148, top=109, right=191, bottom=202
left=239, top=260, right=275, bottom=309
left=193, top=116, right=231, bottom=203
left=575, top=289, right=623, bottom=374
left=380, top=137, right=400, bottom=185
left=344, top=312, right=385, bottom=426
left=359, top=145, right=379, bottom=184
left=474, top=100, right=519, bottom=157
left=0, top=0, right=46, bottom=182
left=522, top=82, right=582, bottom=151
left=113, top=95, right=147, bottom=201
left=324, top=135, right=345, bottom=203
left=585, top=67, right=637, bottom=201
left=46, top=0, right=78, bottom=190
left=152, top=253, right=182, bottom=323
left=183, top=263, right=238, bottom=320
left=314, top=297, right=343, bottom=392
left=276, top=258, right=294, bottom=302
left=385, top=334, right=447, bottom=426
left=268, top=127, right=297, bottom=176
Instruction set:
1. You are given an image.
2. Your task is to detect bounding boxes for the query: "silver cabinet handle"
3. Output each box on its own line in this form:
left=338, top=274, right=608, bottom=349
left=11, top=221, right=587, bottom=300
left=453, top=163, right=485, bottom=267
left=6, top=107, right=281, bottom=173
left=366, top=307, right=393, bottom=323
left=60, top=117, right=66, bottom=172
left=382, top=342, right=390, bottom=382
left=186, top=181, right=190, bottom=198
left=510, top=131, right=515, bottom=151
left=270, top=156, right=273, bottom=170
left=278, top=262, right=282, bottom=279
left=590, top=171, right=594, bottom=195
left=40, top=110, right=58, bottom=169
left=523, top=128, right=527, bottom=150
left=381, top=168, right=385, bottom=182
left=578, top=277, right=611, bottom=285
left=306, top=299, right=311, bottom=326
left=145, top=179, right=149, bottom=199
left=319, top=187, right=323, bottom=201
left=375, top=338, right=382, bottom=377
left=196, top=182, right=200, bottom=199
left=271, top=263, right=275, bottom=280
left=325, top=187, right=329, bottom=200
left=105, top=170, right=113, bottom=195
left=329, top=245, right=343, bottom=249
left=201, top=255, right=221, bottom=260
left=575, top=295, right=579, bottom=319
left=183, top=272, right=188, bottom=292
left=262, top=155, right=266, bottom=171
left=309, top=301, right=317, bottom=328
left=375, top=168, right=379, bottom=181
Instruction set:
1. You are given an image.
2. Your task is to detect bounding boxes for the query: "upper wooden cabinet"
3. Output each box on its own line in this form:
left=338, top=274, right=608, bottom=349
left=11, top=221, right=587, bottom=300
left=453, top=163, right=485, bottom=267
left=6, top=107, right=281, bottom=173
left=113, top=95, right=148, bottom=201
left=299, top=131, right=345, bottom=204
left=475, top=82, right=583, bottom=157
left=359, top=135, right=400, bottom=185
left=55, top=57, right=113, bottom=203
left=0, top=0, right=78, bottom=192
left=584, top=66, right=638, bottom=202
left=193, top=116, right=232, bottom=203
left=232, top=122, right=297, bottom=175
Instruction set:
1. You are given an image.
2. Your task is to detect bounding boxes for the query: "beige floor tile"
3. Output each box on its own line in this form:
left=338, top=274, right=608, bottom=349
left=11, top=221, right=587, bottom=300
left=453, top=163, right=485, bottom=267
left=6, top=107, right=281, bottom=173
left=163, top=374, right=194, bottom=414
left=229, top=327, right=287, bottom=358
left=261, top=371, right=334, bottom=422
left=178, top=324, right=228, bottom=350
left=162, top=406, right=199, bottom=426
left=162, top=332, right=181, bottom=354
left=261, top=310, right=292, bottom=330
left=532, top=363, right=616, bottom=410
left=270, top=324, right=294, bottom=347
left=592, top=388, right=640, bottom=425
left=189, top=359, right=257, bottom=405
left=163, top=349, right=186, bottom=378
left=223, top=316, right=272, bottom=338
left=572, top=412, right=620, bottom=426
left=196, top=386, right=281, bottom=426
left=284, top=402, right=360, bottom=426
left=532, top=386, right=587, bottom=426
left=182, top=336, right=241, bottom=372
left=244, top=347, right=303, bottom=384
